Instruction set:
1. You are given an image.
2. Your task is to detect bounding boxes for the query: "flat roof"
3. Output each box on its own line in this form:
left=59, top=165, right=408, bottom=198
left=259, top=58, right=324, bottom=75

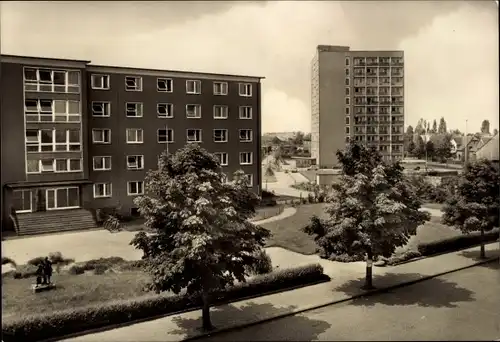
left=1, top=54, right=265, bottom=81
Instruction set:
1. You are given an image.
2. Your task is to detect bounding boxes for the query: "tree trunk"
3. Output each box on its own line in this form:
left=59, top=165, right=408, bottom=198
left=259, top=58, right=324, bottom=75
left=362, top=248, right=375, bottom=290
left=201, top=289, right=214, bottom=331
left=479, top=228, right=486, bottom=259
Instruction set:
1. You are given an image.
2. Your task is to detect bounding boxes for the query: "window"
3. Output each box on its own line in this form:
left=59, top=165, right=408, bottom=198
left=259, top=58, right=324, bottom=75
left=238, top=83, right=252, bottom=97
left=345, top=78, right=350, bottom=86
left=25, top=99, right=81, bottom=122
left=23, top=67, right=80, bottom=93
left=157, top=103, right=173, bottom=118
left=345, top=88, right=350, bottom=96
left=345, top=117, right=350, bottom=125
left=213, top=82, right=228, bottom=95
left=55, top=158, right=82, bottom=172
left=128, top=181, right=144, bottom=196
left=187, top=129, right=202, bottom=143
left=157, top=78, right=173, bottom=92
left=345, top=68, right=350, bottom=76
left=244, top=174, right=253, bottom=187
left=127, top=155, right=144, bottom=170
left=126, top=128, right=144, bottom=144
left=26, top=129, right=81, bottom=152
left=239, top=106, right=252, bottom=119
left=126, top=102, right=143, bottom=118
left=125, top=76, right=142, bottom=91
left=214, top=152, right=228, bottom=166
left=94, top=183, right=112, bottom=198
left=41, top=159, right=54, bottom=172
left=186, top=80, right=201, bottom=94
left=157, top=128, right=174, bottom=143
left=26, top=159, right=40, bottom=174
left=345, top=98, right=350, bottom=105
left=186, top=104, right=201, bottom=118
left=345, top=107, right=350, bottom=115
left=92, top=102, right=111, bottom=117
left=345, top=57, right=350, bottom=66
left=239, top=152, right=253, bottom=165
left=213, top=129, right=228, bottom=143
left=345, top=127, right=350, bottom=134
left=93, top=156, right=112, bottom=171
left=213, top=105, right=228, bottom=119
left=239, top=129, right=252, bottom=142
left=92, top=129, right=111, bottom=144
left=91, top=74, right=110, bottom=90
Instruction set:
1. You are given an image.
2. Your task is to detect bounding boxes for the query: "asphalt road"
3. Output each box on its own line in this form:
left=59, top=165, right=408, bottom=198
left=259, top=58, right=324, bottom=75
left=199, top=261, right=500, bottom=341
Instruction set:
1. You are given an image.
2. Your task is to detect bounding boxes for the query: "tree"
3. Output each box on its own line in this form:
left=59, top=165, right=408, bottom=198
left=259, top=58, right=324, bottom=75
left=303, top=142, right=430, bottom=289
left=494, top=128, right=499, bottom=136
left=405, top=125, right=414, bottom=135
left=406, top=140, right=416, bottom=157
left=303, top=133, right=312, bottom=141
left=425, top=140, right=435, bottom=161
left=480, top=120, right=491, bottom=135
left=438, top=117, right=447, bottom=134
left=441, top=159, right=499, bottom=259
left=431, top=119, right=437, bottom=134
left=414, top=119, right=425, bottom=135
left=293, top=131, right=305, bottom=146
left=412, top=135, right=426, bottom=159
left=434, top=134, right=453, bottom=162
left=271, top=136, right=282, bottom=145
left=131, top=145, right=271, bottom=331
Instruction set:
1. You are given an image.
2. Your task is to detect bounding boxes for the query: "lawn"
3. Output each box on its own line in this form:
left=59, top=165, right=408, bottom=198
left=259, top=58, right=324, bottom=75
left=262, top=173, right=277, bottom=183
left=259, top=203, right=462, bottom=258
left=2, top=271, right=153, bottom=318
left=299, top=170, right=317, bottom=182
left=251, top=205, right=284, bottom=222
left=260, top=203, right=327, bottom=255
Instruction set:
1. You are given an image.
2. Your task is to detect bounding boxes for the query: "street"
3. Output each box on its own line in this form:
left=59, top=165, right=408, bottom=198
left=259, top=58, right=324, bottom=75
left=199, top=262, right=500, bottom=341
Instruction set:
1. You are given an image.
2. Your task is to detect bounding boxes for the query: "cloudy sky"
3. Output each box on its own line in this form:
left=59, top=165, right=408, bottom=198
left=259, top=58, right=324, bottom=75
left=1, top=1, right=498, bottom=133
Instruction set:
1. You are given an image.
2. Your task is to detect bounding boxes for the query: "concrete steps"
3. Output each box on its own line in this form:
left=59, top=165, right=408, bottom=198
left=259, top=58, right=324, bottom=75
left=16, top=209, right=98, bottom=236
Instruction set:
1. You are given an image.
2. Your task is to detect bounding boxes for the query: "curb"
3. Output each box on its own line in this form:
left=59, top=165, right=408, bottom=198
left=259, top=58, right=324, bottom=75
left=183, top=256, right=499, bottom=341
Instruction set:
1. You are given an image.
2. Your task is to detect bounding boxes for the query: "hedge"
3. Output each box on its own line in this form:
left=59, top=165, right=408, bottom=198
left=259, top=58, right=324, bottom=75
left=418, top=228, right=500, bottom=256
left=2, top=263, right=327, bottom=342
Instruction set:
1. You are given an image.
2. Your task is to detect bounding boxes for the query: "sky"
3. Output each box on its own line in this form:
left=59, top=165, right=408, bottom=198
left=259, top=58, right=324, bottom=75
left=1, top=1, right=498, bottom=134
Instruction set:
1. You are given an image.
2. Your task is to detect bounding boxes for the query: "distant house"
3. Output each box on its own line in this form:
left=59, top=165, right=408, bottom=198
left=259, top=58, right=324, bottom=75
left=455, top=134, right=495, bottom=162
left=475, top=133, right=499, bottom=162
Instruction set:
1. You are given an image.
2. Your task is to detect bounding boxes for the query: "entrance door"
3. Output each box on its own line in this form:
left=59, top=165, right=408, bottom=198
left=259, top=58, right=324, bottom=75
left=12, top=190, right=33, bottom=213
left=46, top=187, right=80, bottom=210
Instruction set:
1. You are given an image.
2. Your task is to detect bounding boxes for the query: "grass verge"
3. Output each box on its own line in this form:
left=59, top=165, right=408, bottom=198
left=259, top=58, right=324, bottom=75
left=251, top=205, right=285, bottom=222
left=2, top=263, right=328, bottom=342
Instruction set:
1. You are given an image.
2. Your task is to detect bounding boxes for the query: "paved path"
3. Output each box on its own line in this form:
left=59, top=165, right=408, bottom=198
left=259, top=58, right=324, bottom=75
left=1, top=208, right=297, bottom=266
left=267, top=171, right=313, bottom=198
left=200, top=262, right=500, bottom=341
left=60, top=243, right=499, bottom=342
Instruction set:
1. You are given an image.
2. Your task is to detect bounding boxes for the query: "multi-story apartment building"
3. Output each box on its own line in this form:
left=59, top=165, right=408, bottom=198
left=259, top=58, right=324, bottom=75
left=0, top=54, right=263, bottom=235
left=311, top=45, right=404, bottom=168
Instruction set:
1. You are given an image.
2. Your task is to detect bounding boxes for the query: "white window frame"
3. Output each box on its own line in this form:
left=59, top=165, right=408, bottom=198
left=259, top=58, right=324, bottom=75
left=93, top=156, right=112, bottom=171
left=54, top=158, right=82, bottom=173
left=126, top=155, right=144, bottom=170
left=186, top=80, right=201, bottom=94
left=186, top=129, right=202, bottom=143
left=23, top=67, right=81, bottom=93
left=214, top=152, right=228, bottom=166
left=157, top=78, right=173, bottom=92
left=245, top=174, right=254, bottom=187
left=126, top=128, right=144, bottom=144
left=157, top=128, right=174, bottom=143
left=157, top=103, right=174, bottom=118
left=125, top=102, right=143, bottom=118
left=91, top=74, right=110, bottom=90
left=239, top=106, right=253, bottom=119
left=213, top=81, right=228, bottom=95
left=93, top=183, right=112, bottom=198
left=213, top=129, right=228, bottom=143
left=26, top=129, right=81, bottom=152
left=125, top=76, right=143, bottom=91
left=26, top=159, right=41, bottom=174
left=41, top=159, right=54, bottom=172
left=186, top=104, right=201, bottom=119
left=91, top=101, right=111, bottom=117
left=213, top=105, right=228, bottom=119
left=238, top=83, right=252, bottom=97
left=127, top=181, right=145, bottom=196
left=25, top=99, right=81, bottom=123
left=92, top=129, right=112, bottom=144
left=239, top=129, right=253, bottom=143
left=239, top=152, right=253, bottom=165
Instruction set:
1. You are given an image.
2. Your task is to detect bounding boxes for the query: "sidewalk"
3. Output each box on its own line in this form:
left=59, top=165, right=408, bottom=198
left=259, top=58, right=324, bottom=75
left=61, top=242, right=499, bottom=342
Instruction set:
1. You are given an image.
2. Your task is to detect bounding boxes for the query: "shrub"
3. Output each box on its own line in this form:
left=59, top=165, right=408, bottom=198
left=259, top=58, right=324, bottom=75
left=68, top=257, right=127, bottom=275
left=2, top=263, right=327, bottom=342
left=68, top=264, right=86, bottom=275
left=386, top=250, right=422, bottom=266
left=327, top=253, right=365, bottom=262
left=245, top=250, right=273, bottom=275
left=427, top=170, right=438, bottom=176
left=27, top=252, right=74, bottom=267
left=261, top=190, right=275, bottom=199
left=1, top=257, right=17, bottom=268
left=11, top=264, right=38, bottom=279
left=26, top=256, right=45, bottom=267
left=418, top=228, right=500, bottom=256
left=307, top=193, right=315, bottom=203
